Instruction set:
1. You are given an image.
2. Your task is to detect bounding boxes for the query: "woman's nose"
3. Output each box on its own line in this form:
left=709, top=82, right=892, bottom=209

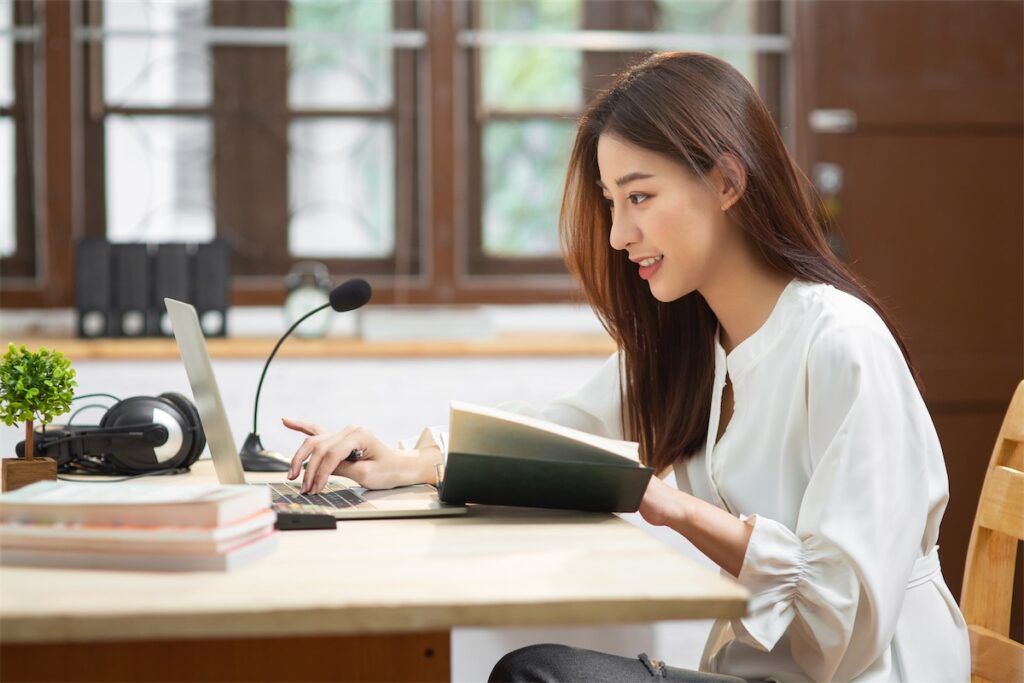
left=609, top=213, right=639, bottom=251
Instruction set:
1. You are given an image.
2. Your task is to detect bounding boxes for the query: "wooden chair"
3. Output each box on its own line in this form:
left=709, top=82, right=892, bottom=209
left=960, top=379, right=1024, bottom=683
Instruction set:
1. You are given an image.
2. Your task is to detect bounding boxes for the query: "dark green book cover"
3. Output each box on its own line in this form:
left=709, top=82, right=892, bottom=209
left=438, top=402, right=655, bottom=513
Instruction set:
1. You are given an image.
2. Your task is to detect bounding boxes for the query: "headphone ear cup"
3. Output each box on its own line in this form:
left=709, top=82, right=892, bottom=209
left=99, top=396, right=191, bottom=473
left=159, top=392, right=206, bottom=467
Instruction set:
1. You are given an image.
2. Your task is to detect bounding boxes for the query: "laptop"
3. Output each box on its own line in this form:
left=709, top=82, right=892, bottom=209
left=164, top=298, right=468, bottom=520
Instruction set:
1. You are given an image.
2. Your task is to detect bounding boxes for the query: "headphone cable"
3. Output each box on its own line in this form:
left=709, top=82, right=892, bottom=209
left=72, top=392, right=121, bottom=402
left=67, top=403, right=110, bottom=426
left=57, top=467, right=191, bottom=483
left=65, top=393, right=122, bottom=425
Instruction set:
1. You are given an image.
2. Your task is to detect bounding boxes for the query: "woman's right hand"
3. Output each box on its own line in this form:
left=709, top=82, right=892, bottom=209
left=282, top=418, right=438, bottom=494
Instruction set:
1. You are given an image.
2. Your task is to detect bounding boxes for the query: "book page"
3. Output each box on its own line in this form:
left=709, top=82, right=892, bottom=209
left=448, top=401, right=640, bottom=465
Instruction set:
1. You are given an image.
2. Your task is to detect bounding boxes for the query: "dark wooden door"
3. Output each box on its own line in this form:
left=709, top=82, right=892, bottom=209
left=794, top=0, right=1023, bottom=635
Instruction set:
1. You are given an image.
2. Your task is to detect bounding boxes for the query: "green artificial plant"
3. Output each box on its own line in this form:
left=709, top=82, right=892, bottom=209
left=0, top=344, right=77, bottom=460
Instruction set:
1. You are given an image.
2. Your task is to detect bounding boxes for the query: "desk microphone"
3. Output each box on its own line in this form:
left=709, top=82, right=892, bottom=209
left=240, top=278, right=372, bottom=471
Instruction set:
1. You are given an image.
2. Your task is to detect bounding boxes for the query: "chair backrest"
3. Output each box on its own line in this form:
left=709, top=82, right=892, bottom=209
left=960, top=379, right=1024, bottom=683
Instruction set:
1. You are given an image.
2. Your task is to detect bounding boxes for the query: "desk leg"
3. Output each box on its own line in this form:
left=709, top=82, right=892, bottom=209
left=0, top=631, right=450, bottom=682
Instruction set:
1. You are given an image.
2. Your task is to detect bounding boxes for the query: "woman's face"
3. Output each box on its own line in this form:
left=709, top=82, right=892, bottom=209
left=596, top=133, right=734, bottom=303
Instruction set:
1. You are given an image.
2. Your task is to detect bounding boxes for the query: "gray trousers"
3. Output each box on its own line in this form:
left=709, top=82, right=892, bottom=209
left=488, top=644, right=750, bottom=683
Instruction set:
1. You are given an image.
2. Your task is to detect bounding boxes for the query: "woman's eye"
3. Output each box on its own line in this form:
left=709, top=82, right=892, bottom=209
left=628, top=193, right=649, bottom=205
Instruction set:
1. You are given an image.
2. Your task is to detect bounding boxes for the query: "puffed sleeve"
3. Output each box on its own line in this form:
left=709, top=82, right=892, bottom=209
left=497, top=352, right=626, bottom=441
left=399, top=352, right=627, bottom=457
left=729, top=325, right=932, bottom=681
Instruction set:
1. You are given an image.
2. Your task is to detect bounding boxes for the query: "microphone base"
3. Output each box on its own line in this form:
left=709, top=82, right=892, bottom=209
left=239, top=432, right=291, bottom=472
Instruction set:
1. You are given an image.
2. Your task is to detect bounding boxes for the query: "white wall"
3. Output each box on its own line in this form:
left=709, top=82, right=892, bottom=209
left=0, top=355, right=715, bottom=679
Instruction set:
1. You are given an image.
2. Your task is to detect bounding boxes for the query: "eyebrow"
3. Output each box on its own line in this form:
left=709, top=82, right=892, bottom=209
left=596, top=172, right=654, bottom=191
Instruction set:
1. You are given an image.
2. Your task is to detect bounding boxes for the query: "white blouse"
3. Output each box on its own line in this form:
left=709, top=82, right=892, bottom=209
left=411, top=279, right=971, bottom=682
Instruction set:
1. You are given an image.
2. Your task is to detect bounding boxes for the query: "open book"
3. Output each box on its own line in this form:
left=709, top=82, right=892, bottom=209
left=439, top=401, right=654, bottom=513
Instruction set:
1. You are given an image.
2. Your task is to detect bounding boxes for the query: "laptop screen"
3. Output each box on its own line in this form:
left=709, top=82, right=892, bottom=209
left=164, top=298, right=247, bottom=486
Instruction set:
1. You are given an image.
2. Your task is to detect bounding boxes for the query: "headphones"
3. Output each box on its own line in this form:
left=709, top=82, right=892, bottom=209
left=16, top=393, right=207, bottom=476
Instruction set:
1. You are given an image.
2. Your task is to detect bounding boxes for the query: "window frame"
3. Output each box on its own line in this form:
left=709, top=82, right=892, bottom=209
left=458, top=0, right=786, bottom=295
left=0, top=0, right=38, bottom=281
left=0, top=0, right=790, bottom=309
left=461, top=0, right=660, bottom=283
left=79, top=0, right=423, bottom=304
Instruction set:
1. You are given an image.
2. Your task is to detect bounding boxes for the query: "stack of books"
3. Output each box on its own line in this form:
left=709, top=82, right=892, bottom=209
left=0, top=481, right=277, bottom=571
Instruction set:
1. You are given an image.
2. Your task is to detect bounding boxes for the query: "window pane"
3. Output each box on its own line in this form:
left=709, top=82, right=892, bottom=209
left=288, top=119, right=394, bottom=258
left=483, top=119, right=573, bottom=257
left=654, top=0, right=754, bottom=33
left=288, top=0, right=392, bottom=110
left=481, top=0, right=581, bottom=112
left=103, top=0, right=211, bottom=107
left=106, top=115, right=214, bottom=243
left=0, top=0, right=11, bottom=106
left=654, top=0, right=756, bottom=83
left=0, top=117, right=13, bottom=256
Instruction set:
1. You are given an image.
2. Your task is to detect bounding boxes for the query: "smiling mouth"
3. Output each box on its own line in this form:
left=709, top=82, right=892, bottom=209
left=637, top=256, right=663, bottom=280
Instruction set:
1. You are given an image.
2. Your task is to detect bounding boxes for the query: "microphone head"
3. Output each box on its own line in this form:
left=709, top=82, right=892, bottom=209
left=329, top=278, right=372, bottom=313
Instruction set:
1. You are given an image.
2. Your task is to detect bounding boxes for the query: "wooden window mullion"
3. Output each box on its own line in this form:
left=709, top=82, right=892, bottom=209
left=42, top=0, right=73, bottom=306
left=0, top=0, right=38, bottom=281
left=424, top=0, right=457, bottom=302
left=211, top=0, right=290, bottom=278
left=392, top=0, right=421, bottom=300
left=582, top=0, right=656, bottom=96
left=756, top=0, right=784, bottom=128
left=81, top=0, right=105, bottom=240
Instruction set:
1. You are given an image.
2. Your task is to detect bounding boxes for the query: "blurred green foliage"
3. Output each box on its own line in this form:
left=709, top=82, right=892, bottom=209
left=484, top=119, right=575, bottom=256
left=289, top=0, right=390, bottom=70
left=481, top=0, right=578, bottom=257
left=482, top=0, right=581, bottom=111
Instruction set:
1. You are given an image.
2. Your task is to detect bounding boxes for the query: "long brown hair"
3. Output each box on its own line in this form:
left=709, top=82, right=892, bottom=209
left=560, top=52, right=916, bottom=472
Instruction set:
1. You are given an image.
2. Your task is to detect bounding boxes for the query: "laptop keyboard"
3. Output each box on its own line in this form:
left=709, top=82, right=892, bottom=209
left=267, top=482, right=373, bottom=512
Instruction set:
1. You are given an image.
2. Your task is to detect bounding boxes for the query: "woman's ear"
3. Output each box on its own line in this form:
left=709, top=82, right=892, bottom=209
left=715, top=152, right=747, bottom=211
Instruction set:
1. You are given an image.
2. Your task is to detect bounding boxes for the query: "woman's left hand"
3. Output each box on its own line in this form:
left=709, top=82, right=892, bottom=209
left=638, top=474, right=688, bottom=528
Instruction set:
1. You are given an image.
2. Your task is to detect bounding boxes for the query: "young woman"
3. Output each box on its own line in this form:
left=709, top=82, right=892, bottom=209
left=284, top=52, right=970, bottom=682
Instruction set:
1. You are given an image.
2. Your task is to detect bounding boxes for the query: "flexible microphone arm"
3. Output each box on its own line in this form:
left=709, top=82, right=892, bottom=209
left=240, top=277, right=372, bottom=471
left=251, top=302, right=329, bottom=435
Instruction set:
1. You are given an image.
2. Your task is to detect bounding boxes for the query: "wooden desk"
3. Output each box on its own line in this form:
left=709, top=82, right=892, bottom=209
left=8, top=334, right=617, bottom=360
left=0, top=461, right=748, bottom=682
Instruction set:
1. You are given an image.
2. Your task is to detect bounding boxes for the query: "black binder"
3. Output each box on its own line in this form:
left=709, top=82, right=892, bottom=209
left=75, top=238, right=113, bottom=338
left=74, top=238, right=231, bottom=339
left=193, top=240, right=230, bottom=337
left=111, top=243, right=150, bottom=338
left=151, top=244, right=191, bottom=336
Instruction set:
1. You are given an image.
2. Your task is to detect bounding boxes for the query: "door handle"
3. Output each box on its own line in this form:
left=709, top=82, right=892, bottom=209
left=809, top=109, right=857, bottom=134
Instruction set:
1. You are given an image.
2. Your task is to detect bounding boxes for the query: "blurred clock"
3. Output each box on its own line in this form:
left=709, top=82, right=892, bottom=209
left=283, top=261, right=332, bottom=338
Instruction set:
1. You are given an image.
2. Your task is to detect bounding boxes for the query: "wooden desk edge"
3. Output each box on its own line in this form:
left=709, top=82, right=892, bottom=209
left=0, top=595, right=748, bottom=644
left=5, top=335, right=617, bottom=359
left=0, top=632, right=452, bottom=682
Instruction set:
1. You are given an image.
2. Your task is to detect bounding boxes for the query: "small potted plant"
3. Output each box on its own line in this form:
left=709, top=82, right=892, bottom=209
left=0, top=344, right=77, bottom=492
